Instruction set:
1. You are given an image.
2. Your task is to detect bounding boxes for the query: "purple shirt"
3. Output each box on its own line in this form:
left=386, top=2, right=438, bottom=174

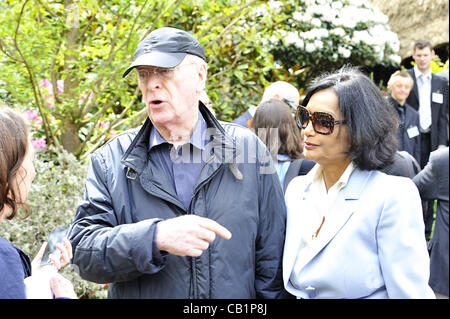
left=148, top=112, right=208, bottom=211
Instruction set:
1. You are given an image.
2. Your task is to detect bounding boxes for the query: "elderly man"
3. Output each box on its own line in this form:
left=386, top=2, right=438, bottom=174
left=68, top=27, right=287, bottom=299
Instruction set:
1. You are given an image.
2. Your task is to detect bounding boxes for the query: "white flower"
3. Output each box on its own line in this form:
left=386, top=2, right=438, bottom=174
left=292, top=11, right=303, bottom=21
left=388, top=54, right=402, bottom=64
left=268, top=0, right=283, bottom=11
left=352, top=30, right=370, bottom=44
left=252, top=5, right=267, bottom=17
left=311, top=18, right=322, bottom=27
left=305, top=42, right=316, bottom=53
left=314, top=39, right=324, bottom=50
left=331, top=27, right=345, bottom=37
left=331, top=1, right=343, bottom=9
left=300, top=28, right=329, bottom=40
left=338, top=46, right=351, bottom=58
left=284, top=32, right=304, bottom=49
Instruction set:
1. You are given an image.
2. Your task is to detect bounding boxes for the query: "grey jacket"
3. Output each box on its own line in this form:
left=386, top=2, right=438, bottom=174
left=413, top=147, right=449, bottom=296
left=68, top=103, right=287, bottom=298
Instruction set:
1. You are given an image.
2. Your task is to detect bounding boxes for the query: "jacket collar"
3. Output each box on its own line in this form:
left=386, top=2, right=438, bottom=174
left=121, top=101, right=237, bottom=174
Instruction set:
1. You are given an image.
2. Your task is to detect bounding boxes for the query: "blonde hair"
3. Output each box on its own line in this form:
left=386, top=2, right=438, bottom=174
left=387, top=70, right=414, bottom=90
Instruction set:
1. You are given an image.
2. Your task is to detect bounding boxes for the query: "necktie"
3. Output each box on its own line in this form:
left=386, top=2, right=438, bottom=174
left=418, top=74, right=432, bottom=132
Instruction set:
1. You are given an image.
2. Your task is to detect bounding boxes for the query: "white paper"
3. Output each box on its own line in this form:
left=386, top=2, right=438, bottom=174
left=407, top=125, right=420, bottom=138
left=432, top=92, right=443, bottom=104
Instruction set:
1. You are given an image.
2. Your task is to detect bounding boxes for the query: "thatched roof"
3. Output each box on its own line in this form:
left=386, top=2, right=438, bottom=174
left=369, top=0, right=449, bottom=59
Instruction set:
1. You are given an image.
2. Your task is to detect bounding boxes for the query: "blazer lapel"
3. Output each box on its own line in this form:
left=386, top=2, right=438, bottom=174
left=289, top=169, right=370, bottom=273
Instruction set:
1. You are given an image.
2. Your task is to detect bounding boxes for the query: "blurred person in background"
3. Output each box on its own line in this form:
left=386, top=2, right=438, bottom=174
left=387, top=70, right=421, bottom=164
left=251, top=98, right=315, bottom=193
left=413, top=147, right=449, bottom=299
left=233, top=81, right=300, bottom=128
left=406, top=39, right=448, bottom=239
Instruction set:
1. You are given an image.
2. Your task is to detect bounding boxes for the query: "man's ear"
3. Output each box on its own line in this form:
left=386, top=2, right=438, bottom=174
left=196, top=63, right=207, bottom=93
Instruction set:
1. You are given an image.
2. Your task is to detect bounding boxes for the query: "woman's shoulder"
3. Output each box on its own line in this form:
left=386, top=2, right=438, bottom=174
left=0, top=236, right=28, bottom=298
left=355, top=169, right=418, bottom=196
left=0, top=236, right=18, bottom=257
left=0, top=236, right=29, bottom=271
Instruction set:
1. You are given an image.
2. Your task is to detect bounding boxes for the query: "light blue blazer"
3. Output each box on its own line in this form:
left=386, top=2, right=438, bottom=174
left=283, top=167, right=435, bottom=299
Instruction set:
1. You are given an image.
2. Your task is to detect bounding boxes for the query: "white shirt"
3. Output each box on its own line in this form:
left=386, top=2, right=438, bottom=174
left=414, top=65, right=432, bottom=132
left=290, top=162, right=355, bottom=288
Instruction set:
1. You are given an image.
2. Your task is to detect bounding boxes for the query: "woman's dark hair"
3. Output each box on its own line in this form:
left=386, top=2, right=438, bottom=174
left=251, top=99, right=304, bottom=161
left=301, top=66, right=398, bottom=170
left=0, top=106, right=30, bottom=220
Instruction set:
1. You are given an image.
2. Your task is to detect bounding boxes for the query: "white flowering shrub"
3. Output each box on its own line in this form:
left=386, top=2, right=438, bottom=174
left=254, top=0, right=401, bottom=88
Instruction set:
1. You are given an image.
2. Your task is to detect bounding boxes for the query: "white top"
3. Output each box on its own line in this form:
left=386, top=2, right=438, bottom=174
left=290, top=162, right=355, bottom=289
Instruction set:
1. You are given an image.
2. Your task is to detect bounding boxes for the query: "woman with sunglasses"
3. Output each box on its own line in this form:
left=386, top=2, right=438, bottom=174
left=282, top=67, right=434, bottom=298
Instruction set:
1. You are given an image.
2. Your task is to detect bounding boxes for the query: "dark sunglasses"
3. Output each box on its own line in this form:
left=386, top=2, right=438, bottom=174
left=295, top=106, right=346, bottom=135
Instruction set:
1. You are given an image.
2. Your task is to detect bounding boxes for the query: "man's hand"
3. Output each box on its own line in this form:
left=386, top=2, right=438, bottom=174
left=155, top=215, right=232, bottom=257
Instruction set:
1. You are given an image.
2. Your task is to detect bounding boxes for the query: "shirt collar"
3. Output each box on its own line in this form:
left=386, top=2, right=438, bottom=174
left=414, top=65, right=432, bottom=80
left=149, top=111, right=207, bottom=151
left=306, top=161, right=355, bottom=190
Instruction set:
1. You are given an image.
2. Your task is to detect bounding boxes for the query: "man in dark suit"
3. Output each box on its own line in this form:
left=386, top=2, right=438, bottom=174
left=413, top=147, right=449, bottom=298
left=406, top=40, right=448, bottom=168
left=406, top=40, right=448, bottom=240
left=232, top=81, right=299, bottom=128
left=387, top=70, right=421, bottom=164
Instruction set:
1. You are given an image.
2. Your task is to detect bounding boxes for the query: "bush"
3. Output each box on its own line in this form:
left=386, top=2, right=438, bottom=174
left=254, top=0, right=402, bottom=89
left=0, top=146, right=107, bottom=298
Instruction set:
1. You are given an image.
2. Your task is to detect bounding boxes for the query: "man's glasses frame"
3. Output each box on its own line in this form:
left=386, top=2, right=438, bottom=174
left=296, top=106, right=346, bottom=135
left=137, top=63, right=197, bottom=82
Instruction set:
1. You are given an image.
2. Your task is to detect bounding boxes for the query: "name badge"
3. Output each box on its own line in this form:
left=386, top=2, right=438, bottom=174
left=432, top=92, right=443, bottom=104
left=407, top=125, right=420, bottom=138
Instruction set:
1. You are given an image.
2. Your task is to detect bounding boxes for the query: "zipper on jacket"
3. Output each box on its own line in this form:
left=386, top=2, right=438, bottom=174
left=188, top=155, right=218, bottom=299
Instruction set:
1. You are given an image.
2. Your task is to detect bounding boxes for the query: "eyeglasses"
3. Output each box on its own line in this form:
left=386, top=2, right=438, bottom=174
left=137, top=63, right=196, bottom=82
left=296, top=106, right=346, bottom=135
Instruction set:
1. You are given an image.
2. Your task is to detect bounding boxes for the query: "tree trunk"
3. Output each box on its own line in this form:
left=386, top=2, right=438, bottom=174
left=61, top=0, right=81, bottom=155
left=60, top=118, right=82, bottom=154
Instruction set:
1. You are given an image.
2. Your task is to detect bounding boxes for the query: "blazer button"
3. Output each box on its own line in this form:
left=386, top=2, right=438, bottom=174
left=305, top=285, right=316, bottom=298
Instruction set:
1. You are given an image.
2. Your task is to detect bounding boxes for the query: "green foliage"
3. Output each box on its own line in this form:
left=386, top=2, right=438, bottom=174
left=0, top=0, right=273, bottom=157
left=0, top=146, right=107, bottom=298
left=0, top=0, right=402, bottom=158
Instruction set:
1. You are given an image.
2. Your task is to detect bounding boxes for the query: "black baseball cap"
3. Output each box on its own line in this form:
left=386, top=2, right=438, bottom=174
left=122, top=27, right=206, bottom=78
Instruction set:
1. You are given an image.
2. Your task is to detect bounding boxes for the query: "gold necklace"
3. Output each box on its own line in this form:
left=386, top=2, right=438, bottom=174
left=312, top=216, right=325, bottom=240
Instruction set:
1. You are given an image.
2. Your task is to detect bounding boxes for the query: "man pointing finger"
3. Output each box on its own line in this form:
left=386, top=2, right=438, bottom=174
left=68, top=27, right=287, bottom=299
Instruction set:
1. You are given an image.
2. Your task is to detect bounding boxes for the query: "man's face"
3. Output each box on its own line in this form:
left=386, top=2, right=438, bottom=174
left=412, top=47, right=435, bottom=72
left=137, top=57, right=206, bottom=132
left=390, top=77, right=413, bottom=105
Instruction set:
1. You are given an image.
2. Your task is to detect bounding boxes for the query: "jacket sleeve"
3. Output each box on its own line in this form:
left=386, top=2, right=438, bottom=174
left=377, top=177, right=435, bottom=298
left=254, top=151, right=288, bottom=298
left=413, top=151, right=438, bottom=200
left=0, top=240, right=27, bottom=299
left=68, top=152, right=165, bottom=284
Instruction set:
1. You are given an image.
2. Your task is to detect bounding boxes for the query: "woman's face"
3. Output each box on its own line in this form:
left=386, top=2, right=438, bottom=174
left=0, top=139, right=35, bottom=224
left=11, top=140, right=36, bottom=206
left=302, top=88, right=351, bottom=169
